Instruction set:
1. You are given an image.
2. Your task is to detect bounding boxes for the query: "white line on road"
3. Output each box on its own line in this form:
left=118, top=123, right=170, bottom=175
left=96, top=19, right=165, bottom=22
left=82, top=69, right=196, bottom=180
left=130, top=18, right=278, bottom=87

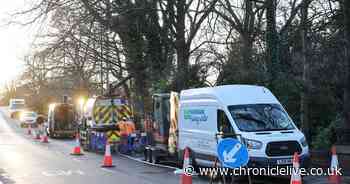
left=42, top=170, right=85, bottom=177
left=72, top=158, right=83, bottom=162
left=101, top=168, right=116, bottom=174
left=120, top=154, right=178, bottom=170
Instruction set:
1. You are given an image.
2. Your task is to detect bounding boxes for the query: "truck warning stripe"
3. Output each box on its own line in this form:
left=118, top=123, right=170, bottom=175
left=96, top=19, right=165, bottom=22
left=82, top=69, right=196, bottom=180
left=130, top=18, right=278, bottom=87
left=118, top=105, right=133, bottom=120
left=102, top=107, right=114, bottom=124
left=94, top=106, right=110, bottom=124
left=94, top=104, right=133, bottom=123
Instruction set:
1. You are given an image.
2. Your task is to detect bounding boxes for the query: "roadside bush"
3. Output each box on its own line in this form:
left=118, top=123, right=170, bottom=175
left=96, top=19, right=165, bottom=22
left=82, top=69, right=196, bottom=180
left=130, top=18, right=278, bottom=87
left=312, top=115, right=342, bottom=149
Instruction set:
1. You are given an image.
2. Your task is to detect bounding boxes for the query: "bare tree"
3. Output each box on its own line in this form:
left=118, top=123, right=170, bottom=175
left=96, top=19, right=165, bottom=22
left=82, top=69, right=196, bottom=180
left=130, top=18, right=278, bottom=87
left=343, top=0, right=350, bottom=136
left=300, top=0, right=313, bottom=141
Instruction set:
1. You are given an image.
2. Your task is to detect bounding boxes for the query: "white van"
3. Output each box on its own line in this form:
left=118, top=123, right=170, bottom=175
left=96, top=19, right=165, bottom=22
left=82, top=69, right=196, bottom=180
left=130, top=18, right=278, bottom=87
left=178, top=85, right=309, bottom=168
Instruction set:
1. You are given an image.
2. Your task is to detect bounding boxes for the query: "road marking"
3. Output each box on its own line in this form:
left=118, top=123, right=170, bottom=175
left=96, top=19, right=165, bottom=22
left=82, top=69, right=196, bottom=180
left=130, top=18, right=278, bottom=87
left=42, top=170, right=85, bottom=177
left=101, top=168, right=116, bottom=174
left=120, top=154, right=178, bottom=170
left=72, top=158, right=83, bottom=162
left=0, top=173, right=30, bottom=180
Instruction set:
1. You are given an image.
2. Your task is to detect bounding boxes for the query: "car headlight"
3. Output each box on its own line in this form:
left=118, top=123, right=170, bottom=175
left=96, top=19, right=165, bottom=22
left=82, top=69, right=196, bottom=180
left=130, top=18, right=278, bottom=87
left=242, top=138, right=263, bottom=150
left=300, top=137, right=308, bottom=147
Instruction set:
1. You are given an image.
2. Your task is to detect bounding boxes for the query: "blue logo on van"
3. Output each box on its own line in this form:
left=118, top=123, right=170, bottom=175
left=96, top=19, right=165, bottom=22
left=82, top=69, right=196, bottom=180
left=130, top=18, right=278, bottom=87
left=184, top=109, right=208, bottom=122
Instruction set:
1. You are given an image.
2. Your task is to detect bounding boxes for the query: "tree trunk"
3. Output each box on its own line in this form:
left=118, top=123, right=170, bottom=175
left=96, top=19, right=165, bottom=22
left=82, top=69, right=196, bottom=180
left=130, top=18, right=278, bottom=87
left=300, top=0, right=311, bottom=141
left=242, top=0, right=254, bottom=67
left=265, top=0, right=279, bottom=86
left=241, top=32, right=254, bottom=82
left=175, top=0, right=189, bottom=91
left=343, top=0, right=350, bottom=130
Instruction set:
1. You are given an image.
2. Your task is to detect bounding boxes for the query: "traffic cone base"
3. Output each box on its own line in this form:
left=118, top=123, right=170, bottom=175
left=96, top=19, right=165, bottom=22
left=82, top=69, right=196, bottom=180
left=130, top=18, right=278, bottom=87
left=41, top=136, right=49, bottom=143
left=71, top=146, right=84, bottom=156
left=101, top=142, right=115, bottom=167
left=101, top=155, right=115, bottom=167
left=70, top=153, right=84, bottom=156
left=41, top=131, right=49, bottom=143
left=71, top=133, right=84, bottom=156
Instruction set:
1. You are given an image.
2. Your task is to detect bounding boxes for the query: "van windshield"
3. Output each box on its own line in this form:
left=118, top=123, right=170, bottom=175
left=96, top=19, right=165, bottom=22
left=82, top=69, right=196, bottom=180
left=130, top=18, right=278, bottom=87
left=228, top=104, right=295, bottom=132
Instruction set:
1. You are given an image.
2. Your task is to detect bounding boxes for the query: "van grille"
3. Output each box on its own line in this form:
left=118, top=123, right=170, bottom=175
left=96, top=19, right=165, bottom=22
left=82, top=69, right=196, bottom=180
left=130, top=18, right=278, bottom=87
left=266, top=141, right=302, bottom=157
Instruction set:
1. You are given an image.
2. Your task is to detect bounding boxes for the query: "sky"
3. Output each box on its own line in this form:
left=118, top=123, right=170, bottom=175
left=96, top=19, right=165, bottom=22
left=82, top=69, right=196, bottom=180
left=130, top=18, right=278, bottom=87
left=0, top=1, right=35, bottom=87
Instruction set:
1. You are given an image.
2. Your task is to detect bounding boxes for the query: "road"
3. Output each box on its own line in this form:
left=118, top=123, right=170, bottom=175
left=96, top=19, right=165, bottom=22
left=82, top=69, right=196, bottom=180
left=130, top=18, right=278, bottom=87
left=0, top=108, right=187, bottom=184
left=0, top=108, right=338, bottom=184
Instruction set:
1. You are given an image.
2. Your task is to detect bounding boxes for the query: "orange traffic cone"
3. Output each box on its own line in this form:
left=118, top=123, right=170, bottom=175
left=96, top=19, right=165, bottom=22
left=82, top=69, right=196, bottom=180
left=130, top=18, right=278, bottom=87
left=290, top=152, right=302, bottom=184
left=71, top=133, right=83, bottom=156
left=329, top=146, right=341, bottom=184
left=101, top=142, right=115, bottom=167
left=41, top=130, right=49, bottom=143
left=181, top=147, right=193, bottom=184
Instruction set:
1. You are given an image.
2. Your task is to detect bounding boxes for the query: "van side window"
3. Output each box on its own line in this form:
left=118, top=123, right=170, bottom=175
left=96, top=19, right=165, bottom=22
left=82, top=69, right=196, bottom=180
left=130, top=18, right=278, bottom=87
left=217, top=110, right=234, bottom=135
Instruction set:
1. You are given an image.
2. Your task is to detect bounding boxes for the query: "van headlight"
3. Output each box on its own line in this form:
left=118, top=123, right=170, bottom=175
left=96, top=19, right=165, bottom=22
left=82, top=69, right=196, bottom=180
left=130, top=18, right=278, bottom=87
left=300, top=137, right=308, bottom=147
left=242, top=138, right=263, bottom=150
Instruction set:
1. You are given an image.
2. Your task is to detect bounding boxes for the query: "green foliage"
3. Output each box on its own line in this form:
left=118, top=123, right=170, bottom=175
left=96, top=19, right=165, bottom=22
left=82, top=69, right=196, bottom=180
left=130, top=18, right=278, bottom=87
left=152, top=79, right=170, bottom=93
left=312, top=115, right=341, bottom=149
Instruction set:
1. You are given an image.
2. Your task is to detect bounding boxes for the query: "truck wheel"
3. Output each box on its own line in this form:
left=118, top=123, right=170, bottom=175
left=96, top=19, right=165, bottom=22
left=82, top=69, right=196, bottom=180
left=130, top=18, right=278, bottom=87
left=147, top=149, right=153, bottom=163
left=143, top=148, right=149, bottom=161
left=151, top=150, right=159, bottom=164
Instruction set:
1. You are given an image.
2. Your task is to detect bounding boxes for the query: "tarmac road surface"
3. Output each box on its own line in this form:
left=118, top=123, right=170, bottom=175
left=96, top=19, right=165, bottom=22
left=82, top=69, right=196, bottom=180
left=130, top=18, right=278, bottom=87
left=0, top=107, right=342, bottom=184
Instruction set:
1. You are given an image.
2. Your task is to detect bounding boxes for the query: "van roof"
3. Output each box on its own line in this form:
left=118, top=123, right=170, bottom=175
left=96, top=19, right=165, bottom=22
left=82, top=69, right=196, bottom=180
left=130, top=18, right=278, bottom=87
left=180, top=85, right=280, bottom=106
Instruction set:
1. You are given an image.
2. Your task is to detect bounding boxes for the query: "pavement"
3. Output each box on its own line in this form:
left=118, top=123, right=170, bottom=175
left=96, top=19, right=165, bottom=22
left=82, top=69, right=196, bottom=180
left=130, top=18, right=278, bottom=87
left=0, top=107, right=347, bottom=184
